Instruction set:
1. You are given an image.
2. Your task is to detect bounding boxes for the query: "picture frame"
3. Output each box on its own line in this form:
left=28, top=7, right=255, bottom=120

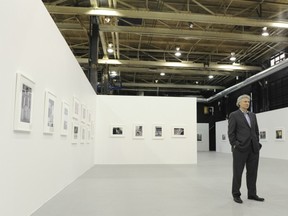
left=110, top=125, right=125, bottom=137
left=221, top=134, right=227, bottom=141
left=72, top=121, right=79, bottom=143
left=72, top=96, right=80, bottom=120
left=275, top=128, right=285, bottom=141
left=133, top=124, right=144, bottom=139
left=171, top=126, right=186, bottom=138
left=197, top=133, right=202, bottom=142
left=43, top=90, right=56, bottom=134
left=81, top=104, right=87, bottom=123
left=153, top=124, right=164, bottom=139
left=259, top=129, right=267, bottom=141
left=13, top=73, right=35, bottom=132
left=81, top=125, right=86, bottom=143
left=60, top=101, right=69, bottom=136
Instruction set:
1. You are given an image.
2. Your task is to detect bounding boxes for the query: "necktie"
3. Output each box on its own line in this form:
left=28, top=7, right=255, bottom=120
left=244, top=112, right=251, bottom=127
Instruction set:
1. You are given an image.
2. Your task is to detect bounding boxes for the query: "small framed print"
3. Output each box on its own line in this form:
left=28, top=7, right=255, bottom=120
left=221, top=134, right=227, bottom=141
left=81, top=104, right=87, bottom=123
left=153, top=124, right=164, bottom=139
left=13, top=73, right=35, bottom=132
left=110, top=125, right=125, bottom=137
left=197, top=133, right=202, bottom=142
left=43, top=90, right=56, bottom=134
left=275, top=128, right=285, bottom=141
left=60, top=101, right=69, bottom=136
left=73, top=96, right=80, bottom=120
left=81, top=125, right=86, bottom=143
left=72, top=121, right=79, bottom=143
left=259, top=129, right=267, bottom=141
left=171, top=126, right=186, bottom=138
left=133, top=124, right=144, bottom=139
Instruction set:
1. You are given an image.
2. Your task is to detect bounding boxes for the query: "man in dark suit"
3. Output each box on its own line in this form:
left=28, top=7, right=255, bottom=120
left=228, top=94, right=264, bottom=204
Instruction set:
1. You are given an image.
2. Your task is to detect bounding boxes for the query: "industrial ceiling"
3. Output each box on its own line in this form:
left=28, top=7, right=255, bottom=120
left=42, top=0, right=288, bottom=98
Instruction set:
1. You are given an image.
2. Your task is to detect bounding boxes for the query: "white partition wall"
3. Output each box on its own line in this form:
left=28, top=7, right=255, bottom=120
left=0, top=1, right=96, bottom=216
left=216, top=108, right=288, bottom=160
left=197, top=123, right=209, bottom=151
left=215, top=120, right=230, bottom=153
left=95, top=95, right=197, bottom=164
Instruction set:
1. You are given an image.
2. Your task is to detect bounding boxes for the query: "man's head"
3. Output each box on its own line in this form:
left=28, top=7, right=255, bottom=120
left=236, top=94, right=250, bottom=111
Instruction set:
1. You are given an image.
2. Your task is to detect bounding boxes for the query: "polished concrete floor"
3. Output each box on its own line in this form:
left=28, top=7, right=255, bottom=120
left=32, top=152, right=288, bottom=216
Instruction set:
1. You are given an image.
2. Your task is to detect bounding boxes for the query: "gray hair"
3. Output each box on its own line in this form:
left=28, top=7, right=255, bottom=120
left=236, top=94, right=250, bottom=107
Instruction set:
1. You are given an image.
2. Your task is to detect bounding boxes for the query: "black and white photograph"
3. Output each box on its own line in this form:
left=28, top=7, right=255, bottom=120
left=260, top=130, right=267, bottom=141
left=81, top=104, right=87, bottom=123
left=81, top=126, right=86, bottom=143
left=73, top=96, right=80, bottom=120
left=275, top=128, right=285, bottom=141
left=43, top=90, right=56, bottom=134
left=111, top=125, right=125, bottom=137
left=153, top=125, right=164, bottom=139
left=197, top=133, right=202, bottom=141
left=172, top=126, right=185, bottom=138
left=133, top=124, right=144, bottom=139
left=72, top=122, right=79, bottom=143
left=14, top=73, right=35, bottom=132
left=222, top=134, right=226, bottom=141
left=60, top=101, right=69, bottom=136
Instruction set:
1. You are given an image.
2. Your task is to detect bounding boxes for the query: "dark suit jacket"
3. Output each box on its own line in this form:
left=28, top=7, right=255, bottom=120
left=228, top=109, right=261, bottom=153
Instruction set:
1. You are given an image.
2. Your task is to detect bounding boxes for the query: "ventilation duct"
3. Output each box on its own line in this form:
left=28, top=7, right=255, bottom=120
left=197, top=59, right=288, bottom=103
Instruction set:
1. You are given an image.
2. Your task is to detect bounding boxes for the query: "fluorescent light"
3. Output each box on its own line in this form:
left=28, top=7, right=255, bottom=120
left=160, top=72, right=165, bottom=76
left=208, top=75, right=214, bottom=79
left=262, top=27, right=269, bottom=36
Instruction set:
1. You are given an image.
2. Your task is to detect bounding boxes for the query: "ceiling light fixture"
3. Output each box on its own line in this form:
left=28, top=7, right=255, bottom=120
left=104, top=17, right=111, bottom=23
left=262, top=27, right=269, bottom=36
left=160, top=72, right=165, bottom=76
left=107, top=43, right=114, bottom=53
left=189, top=22, right=194, bottom=29
left=208, top=75, right=214, bottom=79
left=175, top=47, right=181, bottom=57
left=230, top=52, right=236, bottom=61
left=109, top=70, right=118, bottom=77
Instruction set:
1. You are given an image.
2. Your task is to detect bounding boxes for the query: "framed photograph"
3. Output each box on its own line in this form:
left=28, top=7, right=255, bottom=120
left=221, top=134, right=226, bottom=141
left=197, top=133, right=202, bottom=142
left=275, top=128, right=285, bottom=141
left=60, top=101, right=69, bottom=136
left=13, top=73, right=35, bottom=132
left=87, top=109, right=91, bottom=125
left=81, top=125, right=86, bottom=143
left=43, top=90, right=56, bottom=134
left=110, top=125, right=125, bottom=137
left=81, top=104, right=87, bottom=123
left=259, top=129, right=267, bottom=141
left=133, top=124, right=144, bottom=139
left=171, top=126, right=186, bottom=138
left=72, top=121, right=79, bottom=143
left=72, top=96, right=80, bottom=120
left=153, top=124, right=164, bottom=139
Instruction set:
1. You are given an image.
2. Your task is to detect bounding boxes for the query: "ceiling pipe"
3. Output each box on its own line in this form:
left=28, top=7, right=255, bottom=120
left=197, top=59, right=288, bottom=103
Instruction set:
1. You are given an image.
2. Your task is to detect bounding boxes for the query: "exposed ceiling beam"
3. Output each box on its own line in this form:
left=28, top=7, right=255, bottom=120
left=99, top=25, right=288, bottom=43
left=77, top=58, right=261, bottom=71
left=45, top=5, right=288, bottom=29
left=110, top=66, right=243, bottom=76
left=121, top=82, right=225, bottom=90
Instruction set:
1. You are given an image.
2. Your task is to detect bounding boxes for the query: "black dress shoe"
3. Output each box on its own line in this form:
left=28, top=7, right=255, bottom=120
left=248, top=195, right=265, bottom=201
left=233, top=197, right=243, bottom=203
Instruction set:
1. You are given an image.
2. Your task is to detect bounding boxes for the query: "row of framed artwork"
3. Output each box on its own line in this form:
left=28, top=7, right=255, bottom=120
left=110, top=124, right=186, bottom=139
left=219, top=128, right=286, bottom=142
left=13, top=73, right=93, bottom=137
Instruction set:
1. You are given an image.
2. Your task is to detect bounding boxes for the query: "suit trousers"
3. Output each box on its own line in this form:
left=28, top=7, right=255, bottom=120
left=232, top=144, right=259, bottom=197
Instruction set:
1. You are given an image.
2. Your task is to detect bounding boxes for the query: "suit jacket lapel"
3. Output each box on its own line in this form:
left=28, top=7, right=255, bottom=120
left=237, top=109, right=251, bottom=127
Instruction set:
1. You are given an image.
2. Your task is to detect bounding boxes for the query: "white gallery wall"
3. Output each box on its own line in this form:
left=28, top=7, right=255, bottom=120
left=216, top=108, right=288, bottom=160
left=197, top=123, right=209, bottom=151
left=95, top=95, right=197, bottom=164
left=0, top=1, right=96, bottom=216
